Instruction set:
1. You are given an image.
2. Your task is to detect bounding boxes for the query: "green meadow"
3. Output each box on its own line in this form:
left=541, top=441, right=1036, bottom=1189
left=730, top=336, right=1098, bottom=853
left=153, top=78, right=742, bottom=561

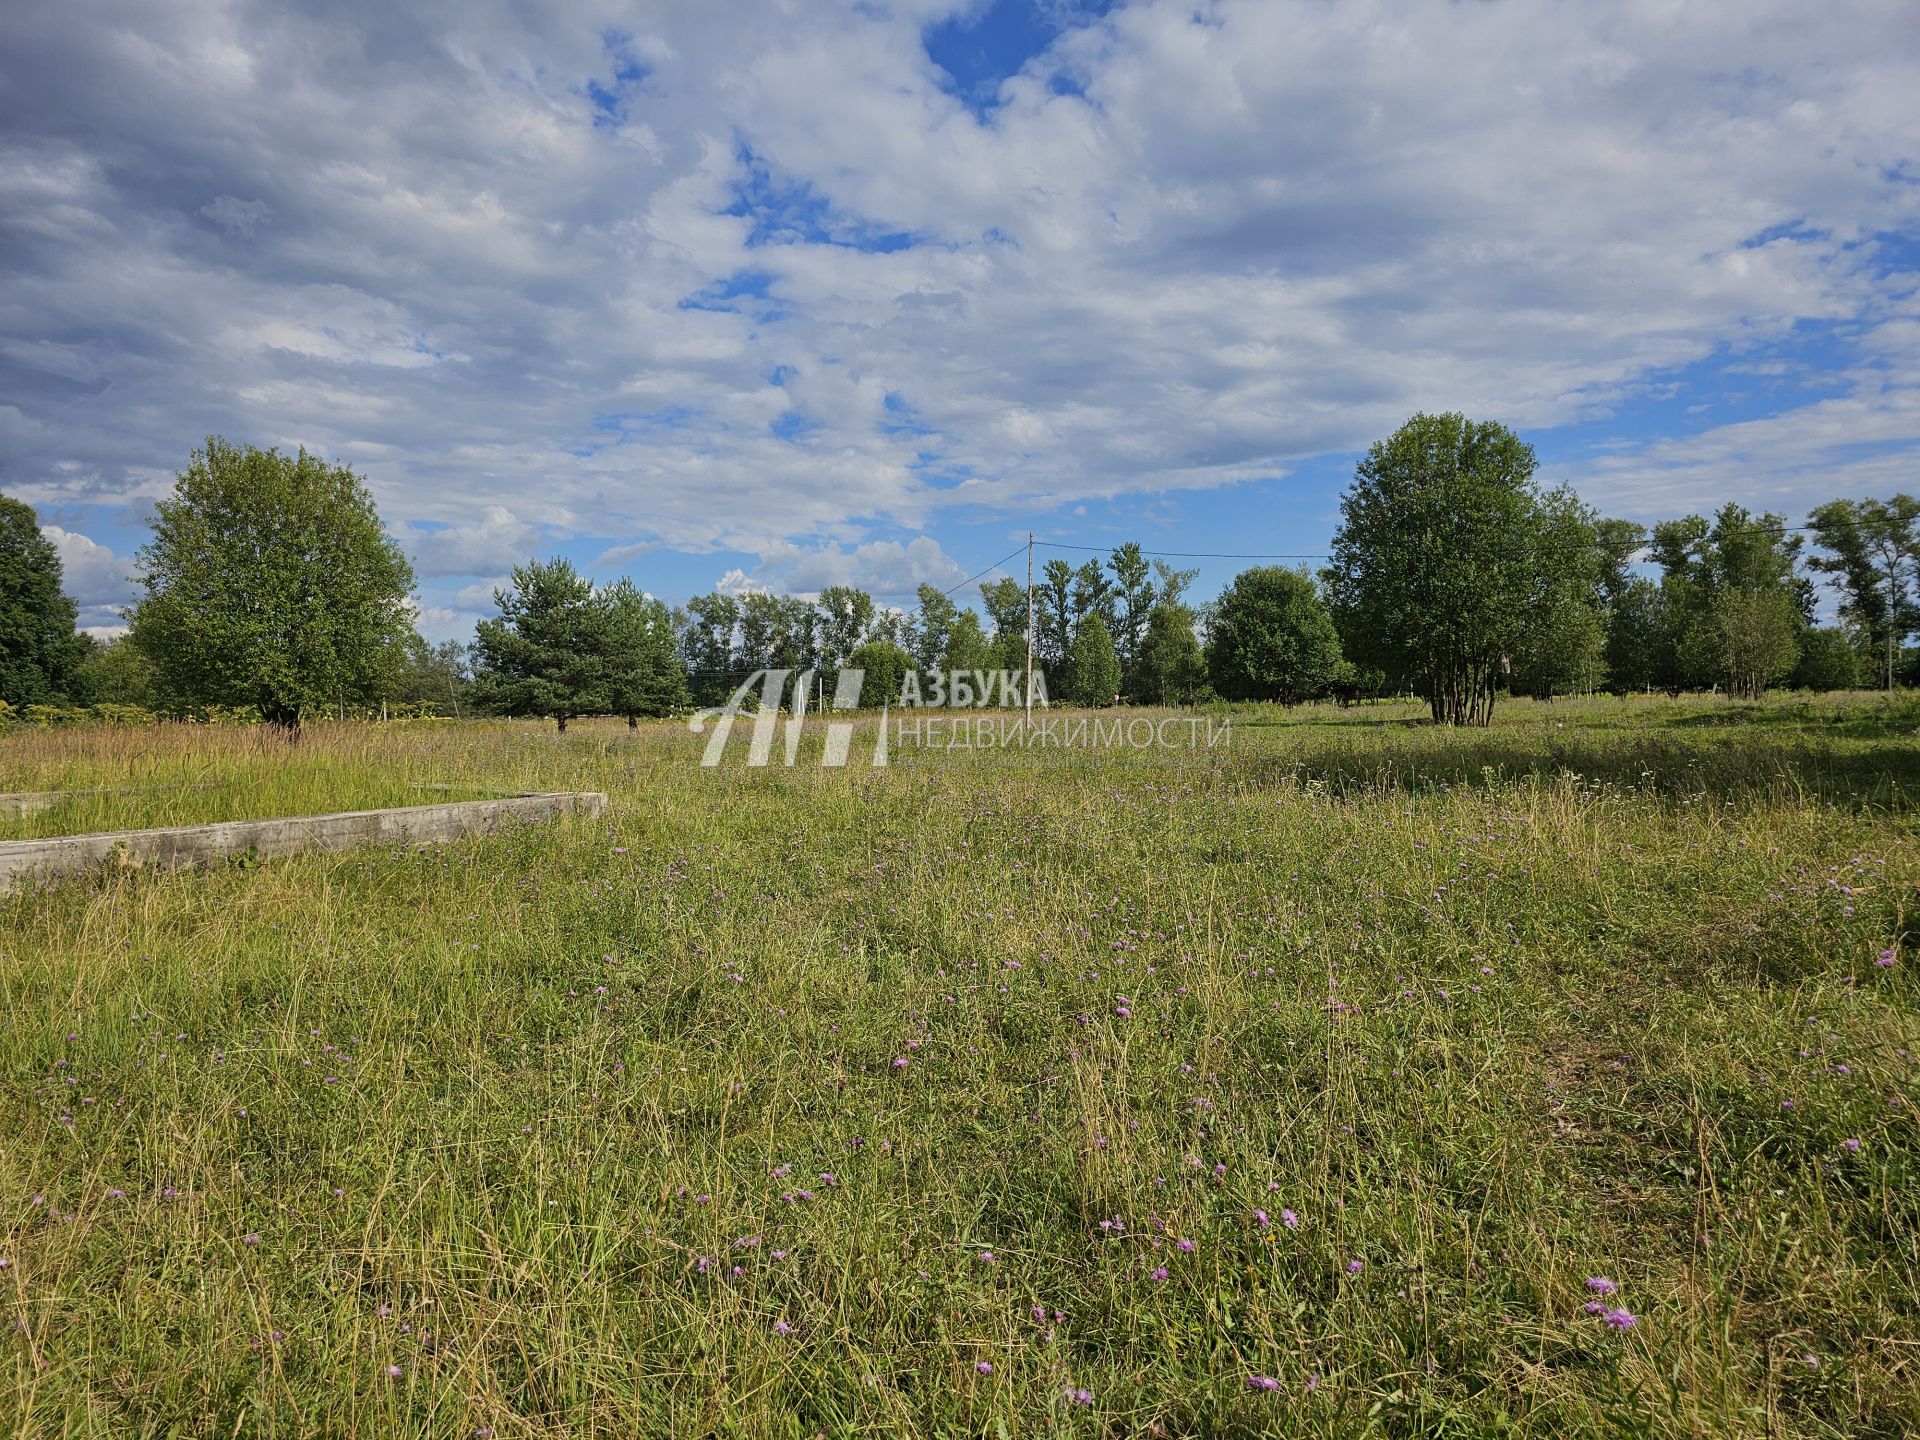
left=2, top=694, right=1916, bottom=1437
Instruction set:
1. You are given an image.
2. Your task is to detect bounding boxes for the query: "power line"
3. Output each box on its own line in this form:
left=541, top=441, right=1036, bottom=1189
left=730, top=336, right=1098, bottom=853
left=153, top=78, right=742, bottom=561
left=1037, top=540, right=1329, bottom=560
left=939, top=544, right=1029, bottom=599
left=1036, top=518, right=1827, bottom=566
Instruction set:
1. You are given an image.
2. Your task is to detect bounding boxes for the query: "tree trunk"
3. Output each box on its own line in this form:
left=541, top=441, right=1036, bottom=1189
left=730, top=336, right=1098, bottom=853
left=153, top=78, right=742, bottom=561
left=556, top=713, right=568, bottom=734
left=627, top=714, right=638, bottom=730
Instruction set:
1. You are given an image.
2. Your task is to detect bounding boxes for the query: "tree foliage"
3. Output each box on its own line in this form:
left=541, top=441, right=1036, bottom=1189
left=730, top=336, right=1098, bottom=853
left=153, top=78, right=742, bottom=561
left=1793, top=627, right=1862, bottom=692
left=680, top=593, right=743, bottom=705
left=128, top=438, right=415, bottom=728
left=394, top=636, right=472, bottom=716
left=602, top=579, right=689, bottom=724
left=1651, top=505, right=1807, bottom=699
left=0, top=493, right=86, bottom=708
left=1806, top=496, right=1920, bottom=690
left=74, top=636, right=157, bottom=709
left=848, top=638, right=912, bottom=709
left=1204, top=566, right=1343, bottom=705
left=1323, top=413, right=1544, bottom=725
left=1134, top=602, right=1206, bottom=705
left=1061, top=614, right=1120, bottom=706
left=471, top=559, right=606, bottom=732
left=1507, top=490, right=1609, bottom=700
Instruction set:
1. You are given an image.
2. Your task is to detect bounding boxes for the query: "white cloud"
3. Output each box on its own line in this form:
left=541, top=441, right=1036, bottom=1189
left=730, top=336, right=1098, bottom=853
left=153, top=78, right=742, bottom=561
left=451, top=577, right=509, bottom=610
left=0, top=0, right=1916, bottom=560
left=750, top=536, right=972, bottom=600
left=398, top=505, right=543, bottom=577
left=43, top=524, right=136, bottom=625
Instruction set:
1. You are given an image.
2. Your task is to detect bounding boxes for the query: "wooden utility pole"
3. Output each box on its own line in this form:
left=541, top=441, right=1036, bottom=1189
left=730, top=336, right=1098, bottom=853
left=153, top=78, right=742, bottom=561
left=1025, top=532, right=1035, bottom=724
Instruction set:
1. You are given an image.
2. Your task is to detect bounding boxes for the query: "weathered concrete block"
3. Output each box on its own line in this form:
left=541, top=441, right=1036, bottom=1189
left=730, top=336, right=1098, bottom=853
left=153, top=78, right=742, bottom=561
left=0, top=792, right=609, bottom=895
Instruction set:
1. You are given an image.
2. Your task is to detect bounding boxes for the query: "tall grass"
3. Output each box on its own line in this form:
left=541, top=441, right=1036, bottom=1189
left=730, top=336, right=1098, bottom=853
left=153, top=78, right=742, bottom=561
left=2, top=695, right=1916, bottom=1436
left=0, top=722, right=498, bottom=841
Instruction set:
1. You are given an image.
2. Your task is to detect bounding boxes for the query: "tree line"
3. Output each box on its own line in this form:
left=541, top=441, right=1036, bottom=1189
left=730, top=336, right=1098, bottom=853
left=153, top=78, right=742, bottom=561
left=2, top=423, right=1916, bottom=730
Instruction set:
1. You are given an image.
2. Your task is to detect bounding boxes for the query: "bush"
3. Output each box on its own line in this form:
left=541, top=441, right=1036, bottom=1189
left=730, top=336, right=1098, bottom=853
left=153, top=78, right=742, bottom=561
left=1794, top=627, right=1862, bottom=692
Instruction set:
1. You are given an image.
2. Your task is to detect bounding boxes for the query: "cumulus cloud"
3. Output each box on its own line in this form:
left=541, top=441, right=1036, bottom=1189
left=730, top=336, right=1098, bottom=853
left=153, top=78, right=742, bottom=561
left=0, top=0, right=1916, bottom=595
left=451, top=578, right=510, bottom=610
left=750, top=536, right=973, bottom=600
left=398, top=505, right=544, bottom=578
left=43, top=524, right=137, bottom=626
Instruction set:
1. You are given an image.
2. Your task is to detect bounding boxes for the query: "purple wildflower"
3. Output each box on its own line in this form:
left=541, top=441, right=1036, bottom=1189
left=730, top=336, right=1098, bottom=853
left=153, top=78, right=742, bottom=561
left=1246, top=1375, right=1281, bottom=1392
left=1585, top=1277, right=1618, bottom=1295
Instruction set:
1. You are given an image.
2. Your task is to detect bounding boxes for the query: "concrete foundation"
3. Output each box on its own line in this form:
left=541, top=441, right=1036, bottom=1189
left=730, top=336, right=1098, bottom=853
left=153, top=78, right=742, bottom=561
left=0, top=791, right=608, bottom=896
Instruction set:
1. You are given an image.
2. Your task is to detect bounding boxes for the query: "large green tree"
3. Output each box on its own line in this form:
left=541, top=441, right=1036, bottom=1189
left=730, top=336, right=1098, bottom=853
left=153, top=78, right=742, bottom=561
left=1793, top=626, right=1862, bottom=692
left=1652, top=505, right=1807, bottom=698
left=1807, top=496, right=1920, bottom=690
left=847, top=637, right=912, bottom=708
left=979, top=575, right=1031, bottom=680
left=1323, top=413, right=1544, bottom=726
left=0, top=493, right=86, bottom=708
left=1107, top=542, right=1156, bottom=689
left=1508, top=490, right=1608, bottom=700
left=738, top=592, right=817, bottom=679
left=602, top=579, right=689, bottom=726
left=814, top=586, right=875, bottom=671
left=471, top=558, right=606, bottom=732
left=1205, top=566, right=1343, bottom=705
left=1034, top=559, right=1075, bottom=677
left=1061, top=613, right=1121, bottom=707
left=680, top=593, right=741, bottom=705
left=1134, top=601, right=1206, bottom=705
left=911, top=585, right=960, bottom=677
left=128, top=438, right=415, bottom=728
left=940, top=610, right=995, bottom=697
left=1685, top=585, right=1802, bottom=700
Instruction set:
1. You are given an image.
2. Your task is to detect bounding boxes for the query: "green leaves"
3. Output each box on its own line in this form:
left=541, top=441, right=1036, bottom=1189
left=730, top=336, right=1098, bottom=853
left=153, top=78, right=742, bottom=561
left=127, top=438, right=415, bottom=725
left=472, top=559, right=608, bottom=728
left=1062, top=613, right=1121, bottom=707
left=0, top=492, right=87, bottom=708
left=474, top=564, right=692, bottom=729
left=1325, top=413, right=1546, bottom=725
left=1205, top=567, right=1342, bottom=705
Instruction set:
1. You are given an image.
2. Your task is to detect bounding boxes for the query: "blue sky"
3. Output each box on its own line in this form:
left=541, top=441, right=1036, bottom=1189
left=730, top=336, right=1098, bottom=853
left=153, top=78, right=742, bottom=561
left=2, top=0, right=1917, bottom=636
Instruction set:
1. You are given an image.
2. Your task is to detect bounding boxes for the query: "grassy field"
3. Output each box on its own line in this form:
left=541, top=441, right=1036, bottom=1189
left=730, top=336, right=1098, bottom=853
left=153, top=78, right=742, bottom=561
left=2, top=694, right=1917, bottom=1437
left=0, top=724, right=496, bottom=842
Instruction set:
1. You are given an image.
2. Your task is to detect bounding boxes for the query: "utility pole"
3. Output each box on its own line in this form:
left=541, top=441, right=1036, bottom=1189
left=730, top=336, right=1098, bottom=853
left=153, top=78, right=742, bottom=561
left=1025, top=531, right=1035, bottom=725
